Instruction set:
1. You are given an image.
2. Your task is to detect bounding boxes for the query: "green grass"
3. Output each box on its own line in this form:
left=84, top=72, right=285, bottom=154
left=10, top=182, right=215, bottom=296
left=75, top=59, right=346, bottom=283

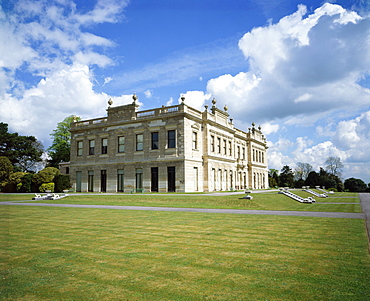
left=1, top=205, right=370, bottom=300
left=0, top=192, right=362, bottom=213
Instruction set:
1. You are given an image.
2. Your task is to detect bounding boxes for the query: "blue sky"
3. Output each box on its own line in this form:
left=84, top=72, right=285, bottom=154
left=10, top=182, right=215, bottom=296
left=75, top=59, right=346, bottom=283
left=1, top=0, right=370, bottom=183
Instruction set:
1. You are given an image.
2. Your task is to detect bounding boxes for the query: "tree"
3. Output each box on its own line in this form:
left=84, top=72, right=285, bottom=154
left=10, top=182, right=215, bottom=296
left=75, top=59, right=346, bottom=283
left=0, top=123, right=44, bottom=172
left=54, top=174, right=70, bottom=192
left=32, top=167, right=61, bottom=188
left=294, top=162, right=313, bottom=181
left=48, top=115, right=81, bottom=167
left=268, top=169, right=279, bottom=188
left=279, top=165, right=294, bottom=187
left=344, top=178, right=367, bottom=192
left=6, top=172, right=27, bottom=192
left=305, top=171, right=320, bottom=187
left=325, top=156, right=344, bottom=178
left=0, top=156, right=13, bottom=183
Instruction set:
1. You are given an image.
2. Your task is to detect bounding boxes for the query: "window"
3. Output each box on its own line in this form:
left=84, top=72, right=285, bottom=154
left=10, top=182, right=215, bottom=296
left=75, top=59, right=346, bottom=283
left=136, top=134, right=143, bottom=151
left=211, top=135, right=215, bottom=152
left=151, top=132, right=159, bottom=150
left=237, top=146, right=240, bottom=159
left=136, top=168, right=143, bottom=192
left=167, top=166, right=176, bottom=192
left=117, top=169, right=124, bottom=192
left=229, top=141, right=232, bottom=156
left=168, top=130, right=176, bottom=148
left=101, top=170, right=107, bottom=192
left=89, top=140, right=95, bottom=155
left=217, top=137, right=221, bottom=154
left=192, top=132, right=198, bottom=150
left=151, top=167, right=158, bottom=192
left=242, top=147, right=245, bottom=160
left=101, top=138, right=108, bottom=154
left=76, top=171, right=82, bottom=192
left=223, top=139, right=227, bottom=155
left=118, top=136, right=125, bottom=153
left=77, top=141, right=83, bottom=156
left=88, top=171, right=94, bottom=192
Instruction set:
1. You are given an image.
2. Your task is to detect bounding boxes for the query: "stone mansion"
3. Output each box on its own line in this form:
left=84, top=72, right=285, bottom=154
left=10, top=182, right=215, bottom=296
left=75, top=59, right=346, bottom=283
left=66, top=94, right=268, bottom=193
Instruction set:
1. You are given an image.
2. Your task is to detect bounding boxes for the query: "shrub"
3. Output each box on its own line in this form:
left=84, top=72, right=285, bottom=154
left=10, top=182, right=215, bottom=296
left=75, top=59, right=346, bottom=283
left=53, top=174, right=70, bottom=192
left=32, top=167, right=60, bottom=188
left=3, top=172, right=27, bottom=192
left=39, top=182, right=55, bottom=193
left=19, top=173, right=34, bottom=193
left=0, top=156, right=13, bottom=183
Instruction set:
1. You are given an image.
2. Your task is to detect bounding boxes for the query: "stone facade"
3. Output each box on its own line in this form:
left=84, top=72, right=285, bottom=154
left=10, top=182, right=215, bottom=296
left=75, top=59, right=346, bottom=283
left=68, top=96, right=268, bottom=193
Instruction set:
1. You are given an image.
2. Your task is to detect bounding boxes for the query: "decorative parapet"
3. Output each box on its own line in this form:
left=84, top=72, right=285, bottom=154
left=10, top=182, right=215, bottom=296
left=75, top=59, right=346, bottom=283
left=71, top=117, right=108, bottom=128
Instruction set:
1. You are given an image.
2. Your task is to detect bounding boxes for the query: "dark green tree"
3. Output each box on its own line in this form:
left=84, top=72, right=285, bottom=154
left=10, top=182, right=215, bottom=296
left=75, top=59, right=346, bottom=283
left=0, top=123, right=44, bottom=172
left=305, top=171, right=320, bottom=187
left=268, top=169, right=279, bottom=188
left=47, top=115, right=81, bottom=167
left=344, top=178, right=367, bottom=192
left=279, top=165, right=294, bottom=187
left=53, top=174, right=70, bottom=192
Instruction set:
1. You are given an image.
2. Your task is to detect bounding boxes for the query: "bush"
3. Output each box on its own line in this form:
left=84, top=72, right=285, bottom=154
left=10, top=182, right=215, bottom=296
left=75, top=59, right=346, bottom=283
left=32, top=167, right=61, bottom=188
left=39, top=182, right=55, bottom=193
left=19, top=173, right=33, bottom=193
left=3, top=172, right=27, bottom=192
left=0, top=156, right=13, bottom=183
left=53, top=174, right=70, bottom=192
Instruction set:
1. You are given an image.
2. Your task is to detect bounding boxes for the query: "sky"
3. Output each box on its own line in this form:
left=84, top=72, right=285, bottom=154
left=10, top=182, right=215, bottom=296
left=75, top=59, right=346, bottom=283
left=1, top=0, right=370, bottom=183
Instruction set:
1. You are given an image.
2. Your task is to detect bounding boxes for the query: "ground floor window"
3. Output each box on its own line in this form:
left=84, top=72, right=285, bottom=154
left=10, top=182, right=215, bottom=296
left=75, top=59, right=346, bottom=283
left=136, top=168, right=143, bottom=192
left=167, top=166, right=176, bottom=192
left=88, top=171, right=94, bottom=192
left=76, top=171, right=82, bottom=192
left=117, top=169, right=124, bottom=192
left=151, top=167, right=158, bottom=192
left=101, top=170, right=107, bottom=192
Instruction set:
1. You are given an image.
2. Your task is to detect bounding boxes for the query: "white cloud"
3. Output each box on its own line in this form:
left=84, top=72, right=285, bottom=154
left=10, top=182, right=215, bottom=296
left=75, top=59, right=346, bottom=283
left=333, top=111, right=370, bottom=162
left=205, top=3, right=370, bottom=124
left=179, top=91, right=211, bottom=111
left=144, top=89, right=153, bottom=98
left=260, top=122, right=280, bottom=135
left=294, top=93, right=312, bottom=103
left=0, top=0, right=130, bottom=146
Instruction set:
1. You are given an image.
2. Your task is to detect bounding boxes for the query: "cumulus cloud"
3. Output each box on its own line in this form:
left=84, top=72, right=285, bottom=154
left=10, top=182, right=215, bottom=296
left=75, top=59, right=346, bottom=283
left=0, top=63, right=134, bottom=145
left=333, top=111, right=370, bottom=162
left=179, top=91, right=211, bottom=111
left=0, top=0, right=130, bottom=145
left=267, top=111, right=370, bottom=180
left=206, top=3, right=370, bottom=124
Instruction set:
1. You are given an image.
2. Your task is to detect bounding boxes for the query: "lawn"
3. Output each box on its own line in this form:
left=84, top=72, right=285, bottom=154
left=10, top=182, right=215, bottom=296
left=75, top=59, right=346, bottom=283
left=1, top=204, right=369, bottom=300
left=0, top=191, right=362, bottom=213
